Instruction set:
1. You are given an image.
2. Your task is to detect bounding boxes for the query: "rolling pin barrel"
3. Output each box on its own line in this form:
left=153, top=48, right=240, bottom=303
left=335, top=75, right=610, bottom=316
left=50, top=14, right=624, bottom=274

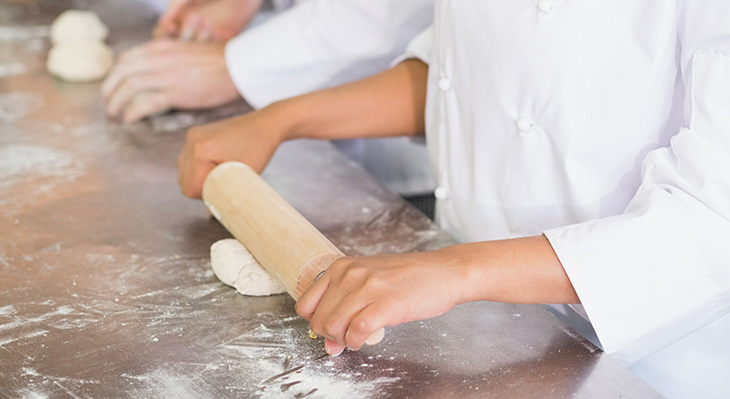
left=202, top=162, right=384, bottom=347
left=202, top=161, right=343, bottom=300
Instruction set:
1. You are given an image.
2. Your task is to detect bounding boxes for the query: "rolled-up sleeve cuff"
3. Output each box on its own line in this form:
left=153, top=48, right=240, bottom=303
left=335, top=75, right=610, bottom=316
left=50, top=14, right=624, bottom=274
left=390, top=25, right=434, bottom=67
left=544, top=200, right=720, bottom=367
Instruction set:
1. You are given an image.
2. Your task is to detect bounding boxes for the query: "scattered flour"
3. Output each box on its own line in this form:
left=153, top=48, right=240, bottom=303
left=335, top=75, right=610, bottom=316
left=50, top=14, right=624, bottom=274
left=149, top=112, right=198, bottom=132
left=18, top=391, right=49, bottom=399
left=258, top=373, right=401, bottom=399
left=0, top=26, right=49, bottom=41
left=0, top=92, right=44, bottom=122
left=0, top=144, right=74, bottom=177
left=0, top=62, right=28, bottom=77
left=0, top=144, right=84, bottom=207
left=0, top=305, right=16, bottom=317
left=22, top=367, right=40, bottom=377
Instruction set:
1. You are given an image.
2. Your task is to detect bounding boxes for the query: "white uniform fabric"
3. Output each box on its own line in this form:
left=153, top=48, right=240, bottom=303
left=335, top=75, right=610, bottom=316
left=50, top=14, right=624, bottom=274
left=225, top=0, right=436, bottom=195
left=403, top=1, right=730, bottom=398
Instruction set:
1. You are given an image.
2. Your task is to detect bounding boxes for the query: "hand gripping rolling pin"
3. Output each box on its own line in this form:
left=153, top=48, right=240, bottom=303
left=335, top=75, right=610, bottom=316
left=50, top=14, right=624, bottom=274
left=202, top=162, right=385, bottom=347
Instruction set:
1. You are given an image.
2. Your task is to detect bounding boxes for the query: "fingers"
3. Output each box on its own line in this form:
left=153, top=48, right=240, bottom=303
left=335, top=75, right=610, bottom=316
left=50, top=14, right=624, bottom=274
left=315, top=300, right=388, bottom=353
left=177, top=128, right=218, bottom=198
left=102, top=41, right=164, bottom=100
left=163, top=0, right=193, bottom=23
left=296, top=264, right=357, bottom=354
left=179, top=15, right=199, bottom=41
left=102, top=41, right=182, bottom=123
left=157, top=0, right=218, bottom=42
left=153, top=17, right=180, bottom=39
left=122, top=92, right=173, bottom=124
left=195, top=25, right=214, bottom=42
left=178, top=15, right=218, bottom=42
left=297, top=260, right=388, bottom=354
left=345, top=305, right=387, bottom=349
left=295, top=269, right=331, bottom=321
left=105, top=74, right=169, bottom=118
left=180, top=158, right=216, bottom=198
left=364, top=327, right=385, bottom=346
left=324, top=338, right=346, bottom=357
left=156, top=0, right=193, bottom=38
left=176, top=110, right=287, bottom=199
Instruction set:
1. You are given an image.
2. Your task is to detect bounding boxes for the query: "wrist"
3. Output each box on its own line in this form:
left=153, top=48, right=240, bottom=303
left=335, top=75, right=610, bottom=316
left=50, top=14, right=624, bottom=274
left=439, top=243, right=494, bottom=305
left=263, top=97, right=310, bottom=141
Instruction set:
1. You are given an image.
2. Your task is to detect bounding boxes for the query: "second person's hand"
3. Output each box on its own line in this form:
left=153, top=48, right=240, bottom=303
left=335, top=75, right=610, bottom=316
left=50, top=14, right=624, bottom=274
left=102, top=39, right=240, bottom=123
left=154, top=0, right=263, bottom=42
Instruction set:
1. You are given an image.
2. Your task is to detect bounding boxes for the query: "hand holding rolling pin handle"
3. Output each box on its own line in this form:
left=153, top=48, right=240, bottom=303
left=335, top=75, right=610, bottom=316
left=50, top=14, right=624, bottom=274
left=202, top=162, right=384, bottom=356
left=307, top=270, right=386, bottom=352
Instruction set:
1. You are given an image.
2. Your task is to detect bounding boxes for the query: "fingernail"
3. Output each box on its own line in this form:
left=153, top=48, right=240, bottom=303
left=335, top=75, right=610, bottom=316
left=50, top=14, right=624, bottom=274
left=325, top=339, right=346, bottom=357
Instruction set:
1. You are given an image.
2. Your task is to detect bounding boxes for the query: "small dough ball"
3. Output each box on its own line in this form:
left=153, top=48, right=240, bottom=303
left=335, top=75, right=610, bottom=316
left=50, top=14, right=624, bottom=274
left=210, top=239, right=286, bottom=297
left=47, top=41, right=114, bottom=82
left=50, top=10, right=109, bottom=44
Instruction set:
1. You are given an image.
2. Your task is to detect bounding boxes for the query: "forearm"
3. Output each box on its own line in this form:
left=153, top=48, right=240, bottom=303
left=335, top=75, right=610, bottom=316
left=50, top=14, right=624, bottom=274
left=297, top=234, right=579, bottom=353
left=270, top=59, right=428, bottom=141
left=449, top=235, right=579, bottom=305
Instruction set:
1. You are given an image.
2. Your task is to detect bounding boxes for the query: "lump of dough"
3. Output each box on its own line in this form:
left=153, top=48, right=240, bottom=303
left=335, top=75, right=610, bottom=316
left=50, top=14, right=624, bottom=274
left=210, top=238, right=286, bottom=296
left=47, top=41, right=114, bottom=83
left=50, top=10, right=109, bottom=45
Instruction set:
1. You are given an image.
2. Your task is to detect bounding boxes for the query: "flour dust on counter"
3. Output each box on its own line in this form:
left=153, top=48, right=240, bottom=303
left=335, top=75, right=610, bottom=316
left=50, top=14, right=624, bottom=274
left=0, top=62, right=27, bottom=78
left=0, top=25, right=49, bottom=42
left=0, top=144, right=85, bottom=216
left=0, top=92, right=44, bottom=123
left=211, top=311, right=403, bottom=399
left=148, top=112, right=198, bottom=133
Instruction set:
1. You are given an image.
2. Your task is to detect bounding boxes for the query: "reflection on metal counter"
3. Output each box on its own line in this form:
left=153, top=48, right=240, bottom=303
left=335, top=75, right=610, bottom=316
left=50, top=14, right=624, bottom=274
left=0, top=1, right=660, bottom=398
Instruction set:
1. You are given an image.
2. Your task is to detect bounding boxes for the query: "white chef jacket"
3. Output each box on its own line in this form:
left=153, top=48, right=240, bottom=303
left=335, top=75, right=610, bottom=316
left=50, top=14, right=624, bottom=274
left=402, top=1, right=730, bottom=398
left=225, top=0, right=436, bottom=195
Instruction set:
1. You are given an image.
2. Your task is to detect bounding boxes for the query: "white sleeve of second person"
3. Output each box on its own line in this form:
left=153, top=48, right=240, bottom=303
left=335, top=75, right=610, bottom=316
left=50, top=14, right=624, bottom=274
left=225, top=0, right=434, bottom=109
left=544, top=3, right=730, bottom=367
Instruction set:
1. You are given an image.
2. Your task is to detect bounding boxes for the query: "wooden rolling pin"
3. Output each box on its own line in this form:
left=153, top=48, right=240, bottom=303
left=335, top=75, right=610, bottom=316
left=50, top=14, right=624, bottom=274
left=202, top=161, right=384, bottom=346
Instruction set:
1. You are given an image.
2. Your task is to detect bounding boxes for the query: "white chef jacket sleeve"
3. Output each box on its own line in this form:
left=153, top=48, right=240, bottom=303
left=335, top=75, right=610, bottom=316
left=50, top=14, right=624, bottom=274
left=269, top=0, right=294, bottom=11
left=544, top=1, right=730, bottom=367
left=391, top=25, right=433, bottom=66
left=225, top=0, right=434, bottom=109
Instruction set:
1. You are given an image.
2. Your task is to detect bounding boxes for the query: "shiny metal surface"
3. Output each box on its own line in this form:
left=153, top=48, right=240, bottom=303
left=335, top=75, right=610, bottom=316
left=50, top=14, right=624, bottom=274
left=0, top=1, right=661, bottom=397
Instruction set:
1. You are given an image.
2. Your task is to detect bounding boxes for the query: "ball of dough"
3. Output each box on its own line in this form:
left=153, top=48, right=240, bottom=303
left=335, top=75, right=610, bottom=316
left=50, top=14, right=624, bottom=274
left=46, top=41, right=114, bottom=82
left=50, top=10, right=109, bottom=45
left=210, top=239, right=287, bottom=297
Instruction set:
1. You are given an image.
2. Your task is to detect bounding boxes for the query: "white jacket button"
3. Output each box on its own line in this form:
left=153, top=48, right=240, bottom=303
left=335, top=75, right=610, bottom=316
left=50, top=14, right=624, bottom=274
left=438, top=78, right=452, bottom=91
left=516, top=118, right=534, bottom=132
left=537, top=0, right=555, bottom=13
left=434, top=186, right=449, bottom=200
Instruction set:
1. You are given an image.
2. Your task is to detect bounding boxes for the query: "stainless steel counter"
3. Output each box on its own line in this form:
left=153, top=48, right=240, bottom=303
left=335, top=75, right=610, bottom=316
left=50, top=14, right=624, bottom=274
left=0, top=1, right=660, bottom=397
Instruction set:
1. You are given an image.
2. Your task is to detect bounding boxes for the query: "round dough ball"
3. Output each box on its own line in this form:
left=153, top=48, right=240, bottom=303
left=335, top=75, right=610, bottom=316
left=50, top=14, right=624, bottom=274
left=50, top=10, right=109, bottom=45
left=210, top=239, right=287, bottom=297
left=47, top=41, right=114, bottom=82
